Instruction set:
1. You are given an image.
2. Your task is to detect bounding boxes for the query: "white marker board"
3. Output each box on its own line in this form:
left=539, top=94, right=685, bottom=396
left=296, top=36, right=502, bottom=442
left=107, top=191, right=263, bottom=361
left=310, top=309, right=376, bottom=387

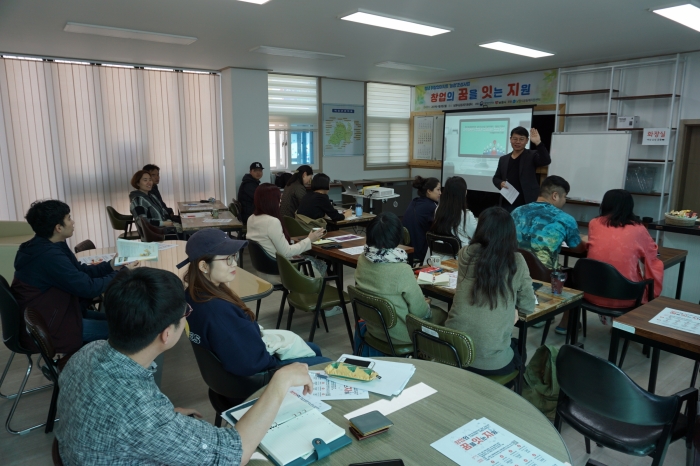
left=548, top=132, right=631, bottom=203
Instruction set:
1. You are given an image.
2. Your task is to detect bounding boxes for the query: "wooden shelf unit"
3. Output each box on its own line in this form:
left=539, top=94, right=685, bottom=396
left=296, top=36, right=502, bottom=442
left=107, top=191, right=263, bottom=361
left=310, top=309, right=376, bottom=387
left=557, top=112, right=616, bottom=117
left=611, top=93, right=680, bottom=101
left=559, top=89, right=619, bottom=95
left=608, top=127, right=677, bottom=131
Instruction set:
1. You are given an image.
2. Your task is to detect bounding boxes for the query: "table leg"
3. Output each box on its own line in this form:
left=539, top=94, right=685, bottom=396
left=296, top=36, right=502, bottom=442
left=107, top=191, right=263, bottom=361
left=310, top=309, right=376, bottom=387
left=648, top=347, right=660, bottom=394
left=568, top=307, right=580, bottom=346
left=517, top=323, right=527, bottom=394
left=676, top=258, right=686, bottom=300
left=608, top=328, right=621, bottom=364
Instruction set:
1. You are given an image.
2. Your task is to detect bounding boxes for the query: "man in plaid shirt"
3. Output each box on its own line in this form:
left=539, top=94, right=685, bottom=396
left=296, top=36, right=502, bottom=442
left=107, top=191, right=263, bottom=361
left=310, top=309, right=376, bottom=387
left=55, top=267, right=313, bottom=465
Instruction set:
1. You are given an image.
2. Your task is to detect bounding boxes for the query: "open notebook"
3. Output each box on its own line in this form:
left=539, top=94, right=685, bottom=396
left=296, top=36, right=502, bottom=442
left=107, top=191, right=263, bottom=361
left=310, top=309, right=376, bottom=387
left=223, top=393, right=346, bottom=466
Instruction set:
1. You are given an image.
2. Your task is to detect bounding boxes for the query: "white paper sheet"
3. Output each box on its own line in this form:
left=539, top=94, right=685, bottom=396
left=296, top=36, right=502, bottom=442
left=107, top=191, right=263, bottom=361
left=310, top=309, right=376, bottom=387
left=308, top=371, right=369, bottom=400
left=329, top=234, right=363, bottom=243
left=181, top=212, right=208, bottom=218
left=431, top=417, right=568, bottom=466
left=649, top=307, right=700, bottom=335
left=287, top=387, right=331, bottom=413
left=339, top=246, right=364, bottom=255
left=202, top=218, right=232, bottom=223
left=78, top=253, right=116, bottom=265
left=343, top=382, right=437, bottom=419
left=500, top=181, right=520, bottom=205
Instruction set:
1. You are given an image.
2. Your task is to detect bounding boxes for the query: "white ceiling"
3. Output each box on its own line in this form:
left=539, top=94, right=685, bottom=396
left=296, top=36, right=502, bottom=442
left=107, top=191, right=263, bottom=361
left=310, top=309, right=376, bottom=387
left=1, top=0, right=699, bottom=85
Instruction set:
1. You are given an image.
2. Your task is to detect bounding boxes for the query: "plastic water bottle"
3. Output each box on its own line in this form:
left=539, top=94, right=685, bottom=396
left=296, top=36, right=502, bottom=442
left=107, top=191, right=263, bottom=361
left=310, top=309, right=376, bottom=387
left=355, top=203, right=362, bottom=217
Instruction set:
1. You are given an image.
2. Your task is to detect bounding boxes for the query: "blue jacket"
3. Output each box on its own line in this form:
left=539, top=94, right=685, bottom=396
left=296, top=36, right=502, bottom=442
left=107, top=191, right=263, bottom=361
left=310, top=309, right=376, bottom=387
left=185, top=292, right=278, bottom=376
left=12, top=236, right=116, bottom=353
left=402, top=196, right=438, bottom=264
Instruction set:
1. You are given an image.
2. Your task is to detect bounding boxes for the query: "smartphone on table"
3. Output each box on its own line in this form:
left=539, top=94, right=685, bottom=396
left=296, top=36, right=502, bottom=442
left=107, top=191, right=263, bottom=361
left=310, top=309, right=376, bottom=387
left=338, top=356, right=376, bottom=369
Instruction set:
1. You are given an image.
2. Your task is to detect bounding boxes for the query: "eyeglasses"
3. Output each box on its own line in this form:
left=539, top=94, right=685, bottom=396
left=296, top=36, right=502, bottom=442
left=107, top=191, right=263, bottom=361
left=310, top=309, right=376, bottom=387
left=183, top=303, right=193, bottom=319
left=510, top=136, right=528, bottom=143
left=211, top=253, right=239, bottom=267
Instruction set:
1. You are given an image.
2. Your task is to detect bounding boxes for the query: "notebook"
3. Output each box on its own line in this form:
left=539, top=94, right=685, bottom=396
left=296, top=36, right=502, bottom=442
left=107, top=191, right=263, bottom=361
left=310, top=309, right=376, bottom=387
left=417, top=272, right=450, bottom=286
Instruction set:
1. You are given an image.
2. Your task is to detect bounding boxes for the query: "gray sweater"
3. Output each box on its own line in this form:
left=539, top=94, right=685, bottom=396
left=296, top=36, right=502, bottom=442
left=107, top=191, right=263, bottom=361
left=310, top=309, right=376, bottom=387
left=445, top=243, right=536, bottom=371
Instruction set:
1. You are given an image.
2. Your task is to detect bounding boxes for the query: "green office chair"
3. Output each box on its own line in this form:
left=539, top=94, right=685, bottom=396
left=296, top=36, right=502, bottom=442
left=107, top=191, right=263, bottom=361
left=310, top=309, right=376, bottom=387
left=276, top=253, right=353, bottom=346
left=405, top=314, right=520, bottom=392
left=283, top=216, right=311, bottom=237
left=347, top=285, right=414, bottom=357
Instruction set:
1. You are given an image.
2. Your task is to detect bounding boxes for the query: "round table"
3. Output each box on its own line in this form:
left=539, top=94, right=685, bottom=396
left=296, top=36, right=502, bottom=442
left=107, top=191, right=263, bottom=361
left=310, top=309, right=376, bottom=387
left=75, top=240, right=273, bottom=302
left=246, top=357, right=571, bottom=465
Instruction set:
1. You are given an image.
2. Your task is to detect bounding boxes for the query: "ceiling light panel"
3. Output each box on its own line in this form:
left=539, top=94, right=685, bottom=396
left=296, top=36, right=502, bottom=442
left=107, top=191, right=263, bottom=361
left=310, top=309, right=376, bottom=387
left=375, top=61, right=445, bottom=72
left=237, top=0, right=271, bottom=3
left=653, top=4, right=700, bottom=32
left=64, top=22, right=197, bottom=45
left=340, top=10, right=451, bottom=36
left=250, top=46, right=344, bottom=60
left=479, top=41, right=553, bottom=58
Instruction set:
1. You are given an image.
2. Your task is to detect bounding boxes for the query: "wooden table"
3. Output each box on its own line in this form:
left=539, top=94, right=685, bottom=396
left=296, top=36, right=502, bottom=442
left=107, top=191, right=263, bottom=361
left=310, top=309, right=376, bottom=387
left=177, top=200, right=228, bottom=213
left=0, top=234, right=34, bottom=245
left=647, top=219, right=700, bottom=237
left=560, top=245, right=688, bottom=299
left=325, top=212, right=376, bottom=228
left=75, top=240, right=272, bottom=303
left=245, top=358, right=572, bottom=466
left=180, top=211, right=243, bottom=233
left=608, top=296, right=700, bottom=393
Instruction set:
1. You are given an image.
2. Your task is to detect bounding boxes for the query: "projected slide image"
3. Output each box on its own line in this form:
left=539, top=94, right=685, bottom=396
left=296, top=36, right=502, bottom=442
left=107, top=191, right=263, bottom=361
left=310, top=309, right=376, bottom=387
left=458, top=119, right=510, bottom=157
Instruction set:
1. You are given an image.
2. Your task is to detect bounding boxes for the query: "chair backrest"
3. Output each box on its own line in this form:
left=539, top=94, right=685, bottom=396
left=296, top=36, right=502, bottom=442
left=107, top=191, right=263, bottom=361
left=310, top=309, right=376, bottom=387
left=573, top=258, right=652, bottom=303
left=24, top=308, right=58, bottom=376
left=347, top=285, right=399, bottom=330
left=135, top=217, right=165, bottom=243
left=0, top=220, right=33, bottom=238
left=74, top=240, right=96, bottom=254
left=405, top=314, right=476, bottom=368
left=402, top=227, right=410, bottom=246
left=283, top=216, right=311, bottom=237
left=557, top=344, right=678, bottom=426
left=426, top=232, right=460, bottom=258
left=190, top=341, right=273, bottom=400
left=276, top=253, right=321, bottom=295
left=105, top=206, right=130, bottom=231
left=0, top=276, right=32, bottom=354
left=518, top=248, right=553, bottom=282
left=247, top=240, right=280, bottom=276
left=229, top=198, right=244, bottom=223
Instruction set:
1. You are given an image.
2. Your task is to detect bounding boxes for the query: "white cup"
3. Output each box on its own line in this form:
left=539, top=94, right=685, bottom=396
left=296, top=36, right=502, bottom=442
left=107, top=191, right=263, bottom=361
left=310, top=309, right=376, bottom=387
left=428, top=255, right=442, bottom=268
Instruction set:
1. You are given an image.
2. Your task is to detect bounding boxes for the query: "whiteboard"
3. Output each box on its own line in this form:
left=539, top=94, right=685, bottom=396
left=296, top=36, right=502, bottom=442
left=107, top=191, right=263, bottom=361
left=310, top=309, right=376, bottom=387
left=548, top=132, right=631, bottom=203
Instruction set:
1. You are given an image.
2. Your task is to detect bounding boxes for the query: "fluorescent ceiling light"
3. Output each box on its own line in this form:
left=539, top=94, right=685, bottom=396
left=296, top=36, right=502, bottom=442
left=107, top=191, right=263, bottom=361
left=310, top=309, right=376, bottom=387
left=653, top=4, right=700, bottom=32
left=340, top=10, right=451, bottom=36
left=64, top=22, right=197, bottom=45
left=250, top=46, right=344, bottom=60
left=376, top=61, right=445, bottom=72
left=479, top=41, right=553, bottom=58
left=237, top=0, right=271, bottom=3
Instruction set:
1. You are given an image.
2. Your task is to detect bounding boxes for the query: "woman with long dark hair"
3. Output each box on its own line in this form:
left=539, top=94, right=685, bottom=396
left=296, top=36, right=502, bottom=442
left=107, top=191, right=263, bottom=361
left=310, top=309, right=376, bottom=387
left=280, top=165, right=313, bottom=218
left=587, top=189, right=663, bottom=311
left=429, top=176, right=477, bottom=254
left=445, top=207, right=535, bottom=375
left=181, top=229, right=330, bottom=377
left=402, top=176, right=441, bottom=264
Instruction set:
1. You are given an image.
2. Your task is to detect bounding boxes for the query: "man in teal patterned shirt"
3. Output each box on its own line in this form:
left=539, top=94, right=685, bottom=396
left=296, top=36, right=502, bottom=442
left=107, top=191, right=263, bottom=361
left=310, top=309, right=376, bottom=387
left=511, top=175, right=587, bottom=334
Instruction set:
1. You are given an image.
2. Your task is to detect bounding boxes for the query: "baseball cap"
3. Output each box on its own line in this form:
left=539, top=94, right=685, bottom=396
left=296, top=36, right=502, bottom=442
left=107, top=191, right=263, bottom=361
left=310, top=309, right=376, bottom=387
left=176, top=229, right=248, bottom=269
left=250, top=162, right=264, bottom=170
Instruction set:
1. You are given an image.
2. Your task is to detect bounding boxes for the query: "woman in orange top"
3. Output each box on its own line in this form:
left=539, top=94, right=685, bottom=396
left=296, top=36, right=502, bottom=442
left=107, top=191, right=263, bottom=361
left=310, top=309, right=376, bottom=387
left=586, top=189, right=663, bottom=311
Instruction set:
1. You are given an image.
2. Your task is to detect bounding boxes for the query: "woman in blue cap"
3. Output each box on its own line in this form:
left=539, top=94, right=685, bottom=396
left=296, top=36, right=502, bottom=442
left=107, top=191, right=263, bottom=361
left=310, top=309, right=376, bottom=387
left=178, top=229, right=330, bottom=376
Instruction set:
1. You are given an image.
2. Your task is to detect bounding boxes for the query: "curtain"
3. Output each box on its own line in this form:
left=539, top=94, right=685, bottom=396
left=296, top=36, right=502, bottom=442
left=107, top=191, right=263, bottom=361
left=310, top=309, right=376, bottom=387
left=0, top=57, right=223, bottom=248
left=366, top=82, right=411, bottom=166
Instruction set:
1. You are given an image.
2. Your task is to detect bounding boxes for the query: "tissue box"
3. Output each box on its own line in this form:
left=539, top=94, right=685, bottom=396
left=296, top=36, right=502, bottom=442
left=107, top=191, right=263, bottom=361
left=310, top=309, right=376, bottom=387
left=617, top=116, right=640, bottom=129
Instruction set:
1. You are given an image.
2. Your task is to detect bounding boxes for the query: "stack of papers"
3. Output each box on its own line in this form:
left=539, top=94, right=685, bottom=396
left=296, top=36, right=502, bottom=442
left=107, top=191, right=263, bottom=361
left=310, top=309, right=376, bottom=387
left=329, top=355, right=415, bottom=397
left=308, top=371, right=369, bottom=400
left=339, top=246, right=364, bottom=255
left=78, top=253, right=116, bottom=265
left=202, top=218, right=232, bottom=223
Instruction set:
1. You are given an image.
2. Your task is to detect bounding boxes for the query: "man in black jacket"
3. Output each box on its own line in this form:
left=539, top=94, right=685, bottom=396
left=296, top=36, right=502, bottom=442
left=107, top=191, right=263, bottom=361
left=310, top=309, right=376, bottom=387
left=492, top=127, right=551, bottom=212
left=143, top=164, right=174, bottom=216
left=238, top=162, right=264, bottom=223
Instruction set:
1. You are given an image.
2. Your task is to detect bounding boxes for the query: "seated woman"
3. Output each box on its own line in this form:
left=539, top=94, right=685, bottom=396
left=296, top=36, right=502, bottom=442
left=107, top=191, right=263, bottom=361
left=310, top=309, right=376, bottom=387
left=129, top=170, right=181, bottom=234
left=429, top=176, right=477, bottom=258
left=586, top=189, right=663, bottom=312
left=280, top=165, right=313, bottom=219
left=181, top=229, right=330, bottom=377
left=247, top=183, right=325, bottom=275
left=354, top=212, right=447, bottom=348
left=445, top=207, right=535, bottom=376
left=402, top=176, right=441, bottom=264
left=296, top=173, right=352, bottom=226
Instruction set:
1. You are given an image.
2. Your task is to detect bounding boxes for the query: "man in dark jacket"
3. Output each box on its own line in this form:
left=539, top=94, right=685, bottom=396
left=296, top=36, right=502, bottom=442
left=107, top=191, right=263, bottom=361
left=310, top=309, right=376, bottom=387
left=492, top=127, right=551, bottom=212
left=238, top=162, right=264, bottom=223
left=11, top=200, right=137, bottom=355
left=143, top=163, right=174, bottom=216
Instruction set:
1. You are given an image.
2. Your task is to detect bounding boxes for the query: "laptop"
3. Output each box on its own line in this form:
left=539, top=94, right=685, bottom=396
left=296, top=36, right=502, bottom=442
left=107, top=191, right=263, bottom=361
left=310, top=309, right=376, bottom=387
left=340, top=180, right=361, bottom=195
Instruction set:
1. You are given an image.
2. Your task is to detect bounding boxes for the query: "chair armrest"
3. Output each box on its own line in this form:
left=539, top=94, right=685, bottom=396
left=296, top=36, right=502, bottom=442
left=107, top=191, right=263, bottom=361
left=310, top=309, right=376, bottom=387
left=675, top=387, right=697, bottom=402
left=644, top=278, right=655, bottom=302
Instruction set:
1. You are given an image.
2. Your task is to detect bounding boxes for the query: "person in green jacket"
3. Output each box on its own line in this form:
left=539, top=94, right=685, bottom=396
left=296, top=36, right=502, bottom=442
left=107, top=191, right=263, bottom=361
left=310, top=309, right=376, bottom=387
left=445, top=206, right=536, bottom=375
left=354, top=212, right=447, bottom=346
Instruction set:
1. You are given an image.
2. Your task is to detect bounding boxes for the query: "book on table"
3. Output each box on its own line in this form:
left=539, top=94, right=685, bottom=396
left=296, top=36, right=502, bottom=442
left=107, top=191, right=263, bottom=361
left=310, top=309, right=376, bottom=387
left=222, top=392, right=350, bottom=466
left=114, top=239, right=158, bottom=266
left=417, top=272, right=450, bottom=286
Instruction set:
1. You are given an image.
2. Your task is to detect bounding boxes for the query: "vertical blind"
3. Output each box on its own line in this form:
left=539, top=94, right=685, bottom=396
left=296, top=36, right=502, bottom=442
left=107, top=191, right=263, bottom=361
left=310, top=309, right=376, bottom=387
left=0, top=57, right=223, bottom=248
left=366, top=82, right=411, bottom=166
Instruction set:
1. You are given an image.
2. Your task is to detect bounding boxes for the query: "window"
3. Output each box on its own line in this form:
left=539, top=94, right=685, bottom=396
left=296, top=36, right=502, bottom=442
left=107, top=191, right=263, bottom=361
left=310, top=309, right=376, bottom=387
left=268, top=74, right=318, bottom=169
left=366, top=83, right=412, bottom=167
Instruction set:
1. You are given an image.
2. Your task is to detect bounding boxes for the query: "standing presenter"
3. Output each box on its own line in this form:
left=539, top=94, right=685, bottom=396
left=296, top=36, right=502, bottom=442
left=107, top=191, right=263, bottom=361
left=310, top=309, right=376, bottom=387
left=492, top=127, right=551, bottom=212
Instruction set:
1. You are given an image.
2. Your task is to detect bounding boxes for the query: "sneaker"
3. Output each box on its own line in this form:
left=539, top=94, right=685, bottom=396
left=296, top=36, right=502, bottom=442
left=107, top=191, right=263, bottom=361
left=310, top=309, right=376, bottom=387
left=324, top=306, right=343, bottom=317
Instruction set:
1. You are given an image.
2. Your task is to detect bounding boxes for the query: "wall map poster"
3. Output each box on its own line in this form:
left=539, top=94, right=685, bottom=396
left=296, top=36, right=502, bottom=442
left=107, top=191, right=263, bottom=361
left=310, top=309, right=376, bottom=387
left=322, top=104, right=364, bottom=157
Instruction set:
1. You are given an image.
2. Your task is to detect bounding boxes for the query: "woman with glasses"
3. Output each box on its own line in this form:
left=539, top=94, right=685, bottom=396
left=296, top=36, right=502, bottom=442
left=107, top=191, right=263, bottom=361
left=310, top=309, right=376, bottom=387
left=492, top=127, right=551, bottom=212
left=177, top=229, right=330, bottom=377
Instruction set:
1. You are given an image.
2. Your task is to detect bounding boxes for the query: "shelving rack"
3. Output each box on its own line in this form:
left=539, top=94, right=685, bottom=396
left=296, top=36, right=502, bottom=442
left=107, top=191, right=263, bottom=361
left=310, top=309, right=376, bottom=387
left=554, top=54, right=686, bottom=224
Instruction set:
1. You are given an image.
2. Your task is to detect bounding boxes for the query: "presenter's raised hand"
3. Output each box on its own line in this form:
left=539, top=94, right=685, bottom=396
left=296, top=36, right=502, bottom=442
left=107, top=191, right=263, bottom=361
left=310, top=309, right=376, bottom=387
left=530, top=128, right=541, bottom=146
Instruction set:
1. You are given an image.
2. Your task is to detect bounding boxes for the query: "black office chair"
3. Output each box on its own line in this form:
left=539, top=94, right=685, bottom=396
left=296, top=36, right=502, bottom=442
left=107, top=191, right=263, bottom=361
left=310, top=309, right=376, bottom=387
left=426, top=232, right=460, bottom=259
left=572, top=259, right=653, bottom=366
left=0, top=276, right=54, bottom=435
left=190, top=342, right=275, bottom=427
left=554, top=344, right=696, bottom=466
left=73, top=240, right=96, bottom=254
left=247, top=240, right=288, bottom=321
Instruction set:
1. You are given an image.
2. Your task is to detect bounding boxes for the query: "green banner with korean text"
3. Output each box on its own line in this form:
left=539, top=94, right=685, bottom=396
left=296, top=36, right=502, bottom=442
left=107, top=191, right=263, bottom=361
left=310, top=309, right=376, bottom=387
left=414, top=69, right=558, bottom=111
